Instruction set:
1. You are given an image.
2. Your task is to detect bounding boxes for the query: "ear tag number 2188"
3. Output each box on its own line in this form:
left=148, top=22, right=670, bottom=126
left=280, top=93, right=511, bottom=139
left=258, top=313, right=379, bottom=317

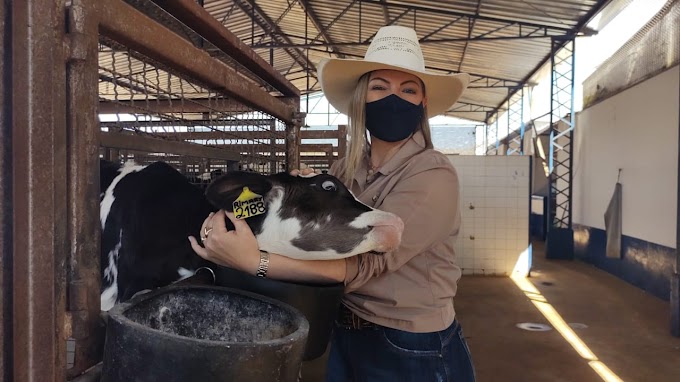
left=233, top=187, right=266, bottom=220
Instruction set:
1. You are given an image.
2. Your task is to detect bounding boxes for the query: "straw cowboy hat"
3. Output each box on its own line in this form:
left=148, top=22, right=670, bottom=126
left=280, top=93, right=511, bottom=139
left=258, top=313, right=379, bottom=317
left=317, top=25, right=470, bottom=118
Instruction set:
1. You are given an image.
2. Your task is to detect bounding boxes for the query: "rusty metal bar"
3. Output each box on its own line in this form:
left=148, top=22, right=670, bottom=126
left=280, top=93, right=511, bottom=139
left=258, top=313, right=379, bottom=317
left=300, top=155, right=338, bottom=161
left=212, top=143, right=333, bottom=153
left=99, top=119, right=276, bottom=128
left=337, top=125, right=347, bottom=159
left=66, top=1, right=106, bottom=377
left=99, top=98, right=255, bottom=114
left=0, top=0, right=10, bottom=380
left=97, top=0, right=295, bottom=124
left=149, top=0, right=299, bottom=97
left=12, top=0, right=69, bottom=380
left=114, top=128, right=341, bottom=140
left=100, top=131, right=242, bottom=161
left=286, top=122, right=301, bottom=172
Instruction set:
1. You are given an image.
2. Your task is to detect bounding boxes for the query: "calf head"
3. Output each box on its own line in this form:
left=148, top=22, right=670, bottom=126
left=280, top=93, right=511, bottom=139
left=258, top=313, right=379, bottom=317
left=206, top=171, right=404, bottom=260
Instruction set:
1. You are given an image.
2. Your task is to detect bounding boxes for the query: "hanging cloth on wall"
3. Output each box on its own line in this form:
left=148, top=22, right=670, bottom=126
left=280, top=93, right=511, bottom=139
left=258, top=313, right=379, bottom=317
left=604, top=170, right=623, bottom=259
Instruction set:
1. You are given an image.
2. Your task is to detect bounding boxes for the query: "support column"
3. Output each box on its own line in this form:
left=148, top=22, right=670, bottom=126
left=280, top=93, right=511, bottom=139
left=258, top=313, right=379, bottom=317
left=507, top=87, right=525, bottom=155
left=485, top=114, right=499, bottom=156
left=66, top=0, right=105, bottom=377
left=11, top=0, right=69, bottom=380
left=286, top=123, right=301, bottom=172
left=545, top=37, right=575, bottom=260
left=672, top=72, right=680, bottom=336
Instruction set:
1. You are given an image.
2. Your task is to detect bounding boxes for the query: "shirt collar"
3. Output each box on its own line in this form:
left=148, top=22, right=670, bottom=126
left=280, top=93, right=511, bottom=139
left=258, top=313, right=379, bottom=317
left=374, top=130, right=427, bottom=176
left=353, top=131, right=428, bottom=189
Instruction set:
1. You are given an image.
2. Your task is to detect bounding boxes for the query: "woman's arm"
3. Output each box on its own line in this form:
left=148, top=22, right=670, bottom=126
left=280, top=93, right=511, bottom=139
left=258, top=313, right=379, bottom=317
left=188, top=210, right=347, bottom=284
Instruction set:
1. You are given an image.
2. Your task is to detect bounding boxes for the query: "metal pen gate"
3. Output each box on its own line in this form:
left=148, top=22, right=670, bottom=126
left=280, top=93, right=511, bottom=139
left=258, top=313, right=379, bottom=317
left=1, top=0, right=304, bottom=380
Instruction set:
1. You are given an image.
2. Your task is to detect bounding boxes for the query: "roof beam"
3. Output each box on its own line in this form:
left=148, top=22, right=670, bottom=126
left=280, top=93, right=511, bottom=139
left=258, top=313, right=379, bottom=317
left=297, top=0, right=346, bottom=59
left=149, top=0, right=299, bottom=97
left=309, top=1, right=357, bottom=44
left=379, top=0, right=391, bottom=25
left=356, top=0, right=573, bottom=32
left=488, top=0, right=615, bottom=121
left=251, top=32, right=574, bottom=49
left=232, top=0, right=317, bottom=75
left=450, top=102, right=500, bottom=113
left=466, top=75, right=524, bottom=89
left=458, top=0, right=482, bottom=72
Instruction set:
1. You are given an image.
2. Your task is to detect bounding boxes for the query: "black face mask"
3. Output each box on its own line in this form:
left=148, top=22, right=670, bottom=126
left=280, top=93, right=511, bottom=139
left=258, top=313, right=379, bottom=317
left=365, top=94, right=424, bottom=142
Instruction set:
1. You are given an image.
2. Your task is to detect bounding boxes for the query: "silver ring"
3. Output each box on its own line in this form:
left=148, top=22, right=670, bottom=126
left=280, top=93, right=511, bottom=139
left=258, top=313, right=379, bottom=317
left=195, top=267, right=216, bottom=284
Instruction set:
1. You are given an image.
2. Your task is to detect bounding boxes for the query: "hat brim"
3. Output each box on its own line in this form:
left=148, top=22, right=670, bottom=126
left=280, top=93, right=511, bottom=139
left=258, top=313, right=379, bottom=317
left=318, top=58, right=470, bottom=118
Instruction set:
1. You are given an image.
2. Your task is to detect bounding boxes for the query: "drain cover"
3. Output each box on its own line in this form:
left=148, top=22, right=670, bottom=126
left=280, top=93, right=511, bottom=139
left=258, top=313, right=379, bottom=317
left=516, top=322, right=552, bottom=331
left=568, top=323, right=588, bottom=329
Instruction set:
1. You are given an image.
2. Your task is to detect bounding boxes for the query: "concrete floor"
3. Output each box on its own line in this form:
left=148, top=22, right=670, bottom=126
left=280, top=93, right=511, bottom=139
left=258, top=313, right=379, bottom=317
left=302, top=241, right=680, bottom=381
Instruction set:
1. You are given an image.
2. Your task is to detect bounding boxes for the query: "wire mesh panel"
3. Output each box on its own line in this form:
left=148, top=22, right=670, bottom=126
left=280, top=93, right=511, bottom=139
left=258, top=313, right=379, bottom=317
left=98, top=38, right=287, bottom=179
left=583, top=0, right=679, bottom=108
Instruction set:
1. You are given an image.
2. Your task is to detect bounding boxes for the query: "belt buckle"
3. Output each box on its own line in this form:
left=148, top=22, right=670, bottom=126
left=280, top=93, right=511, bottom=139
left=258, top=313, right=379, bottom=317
left=336, top=306, right=364, bottom=330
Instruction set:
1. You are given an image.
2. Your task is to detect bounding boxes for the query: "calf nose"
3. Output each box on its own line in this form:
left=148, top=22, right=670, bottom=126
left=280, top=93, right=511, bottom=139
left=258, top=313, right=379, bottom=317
left=369, top=212, right=404, bottom=253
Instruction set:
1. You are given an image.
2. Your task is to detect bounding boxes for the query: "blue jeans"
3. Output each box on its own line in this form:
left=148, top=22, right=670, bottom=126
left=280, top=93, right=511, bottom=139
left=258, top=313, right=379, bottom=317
left=325, top=319, right=476, bottom=382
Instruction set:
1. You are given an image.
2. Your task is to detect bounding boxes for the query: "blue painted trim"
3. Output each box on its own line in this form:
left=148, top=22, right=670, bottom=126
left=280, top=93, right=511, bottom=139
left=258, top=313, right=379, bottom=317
left=573, top=224, right=674, bottom=301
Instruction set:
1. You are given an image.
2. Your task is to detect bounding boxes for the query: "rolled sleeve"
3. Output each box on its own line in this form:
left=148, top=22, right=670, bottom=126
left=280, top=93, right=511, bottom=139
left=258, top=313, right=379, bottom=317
left=344, top=166, right=460, bottom=291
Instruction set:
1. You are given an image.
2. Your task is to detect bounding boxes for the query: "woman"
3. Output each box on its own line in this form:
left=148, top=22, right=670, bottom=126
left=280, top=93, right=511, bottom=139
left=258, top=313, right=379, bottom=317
left=189, top=25, right=475, bottom=382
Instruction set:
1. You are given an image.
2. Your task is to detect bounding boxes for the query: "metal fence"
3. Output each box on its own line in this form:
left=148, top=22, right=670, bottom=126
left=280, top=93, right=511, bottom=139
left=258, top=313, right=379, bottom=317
left=2, top=0, right=304, bottom=380
left=97, top=11, right=293, bottom=178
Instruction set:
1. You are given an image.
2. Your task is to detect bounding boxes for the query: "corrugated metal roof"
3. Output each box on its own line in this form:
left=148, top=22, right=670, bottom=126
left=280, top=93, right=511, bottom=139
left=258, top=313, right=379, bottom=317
left=111, top=0, right=610, bottom=122
left=207, top=0, right=609, bottom=122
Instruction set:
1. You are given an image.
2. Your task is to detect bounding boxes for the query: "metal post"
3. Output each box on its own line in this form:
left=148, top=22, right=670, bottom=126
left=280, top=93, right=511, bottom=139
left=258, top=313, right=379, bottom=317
left=65, top=0, right=106, bottom=377
left=545, top=37, right=575, bottom=259
left=337, top=125, right=347, bottom=160
left=286, top=123, right=301, bottom=171
left=0, top=0, right=11, bottom=380
left=672, top=72, right=680, bottom=336
left=11, top=0, right=69, bottom=380
left=494, top=116, right=500, bottom=155
left=507, top=87, right=524, bottom=155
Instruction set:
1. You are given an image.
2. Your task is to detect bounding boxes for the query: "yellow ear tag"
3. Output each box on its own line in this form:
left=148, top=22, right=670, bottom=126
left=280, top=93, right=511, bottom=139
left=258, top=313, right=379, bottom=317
left=232, top=187, right=266, bottom=220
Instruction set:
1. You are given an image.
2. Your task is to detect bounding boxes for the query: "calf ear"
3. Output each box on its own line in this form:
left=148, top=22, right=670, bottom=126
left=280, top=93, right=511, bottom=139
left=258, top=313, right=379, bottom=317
left=205, top=171, right=273, bottom=211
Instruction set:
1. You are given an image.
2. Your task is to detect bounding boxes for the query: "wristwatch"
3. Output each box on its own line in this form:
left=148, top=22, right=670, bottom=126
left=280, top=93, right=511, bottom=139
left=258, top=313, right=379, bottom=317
left=256, top=251, right=270, bottom=278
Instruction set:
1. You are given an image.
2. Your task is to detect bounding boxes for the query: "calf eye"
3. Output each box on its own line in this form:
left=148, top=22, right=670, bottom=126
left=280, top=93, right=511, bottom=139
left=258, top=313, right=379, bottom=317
left=321, top=180, right=337, bottom=191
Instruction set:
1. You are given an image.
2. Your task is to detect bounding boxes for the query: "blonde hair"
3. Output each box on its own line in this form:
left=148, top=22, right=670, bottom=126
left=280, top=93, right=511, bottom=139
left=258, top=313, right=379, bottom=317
left=339, top=72, right=434, bottom=186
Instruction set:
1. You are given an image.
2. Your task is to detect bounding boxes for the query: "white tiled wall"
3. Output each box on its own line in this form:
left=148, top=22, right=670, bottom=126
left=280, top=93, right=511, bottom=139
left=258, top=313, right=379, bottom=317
left=448, top=155, right=532, bottom=277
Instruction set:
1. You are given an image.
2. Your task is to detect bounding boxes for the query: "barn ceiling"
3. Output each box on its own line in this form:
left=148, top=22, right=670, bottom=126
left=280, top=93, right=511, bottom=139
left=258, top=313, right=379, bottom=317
left=121, top=0, right=615, bottom=122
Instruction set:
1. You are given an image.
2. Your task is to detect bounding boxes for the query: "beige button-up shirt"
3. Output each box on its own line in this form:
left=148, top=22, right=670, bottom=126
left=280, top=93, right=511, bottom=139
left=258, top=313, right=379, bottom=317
left=330, top=131, right=462, bottom=333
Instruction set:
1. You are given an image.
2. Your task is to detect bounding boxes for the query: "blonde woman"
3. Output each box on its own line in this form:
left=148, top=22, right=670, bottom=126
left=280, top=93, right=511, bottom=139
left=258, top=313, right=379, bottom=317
left=191, top=26, right=475, bottom=382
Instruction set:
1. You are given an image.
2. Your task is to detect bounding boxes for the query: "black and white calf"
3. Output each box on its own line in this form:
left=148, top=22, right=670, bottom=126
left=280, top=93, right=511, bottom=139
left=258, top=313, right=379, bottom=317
left=100, top=160, right=403, bottom=311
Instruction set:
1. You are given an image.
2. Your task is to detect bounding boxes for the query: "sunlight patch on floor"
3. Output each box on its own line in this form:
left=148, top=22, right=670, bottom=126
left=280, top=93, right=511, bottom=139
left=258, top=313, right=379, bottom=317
left=511, top=275, right=624, bottom=382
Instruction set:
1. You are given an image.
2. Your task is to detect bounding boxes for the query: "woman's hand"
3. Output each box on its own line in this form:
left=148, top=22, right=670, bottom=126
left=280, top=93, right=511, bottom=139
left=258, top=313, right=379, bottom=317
left=289, top=164, right=320, bottom=177
left=188, top=210, right=260, bottom=273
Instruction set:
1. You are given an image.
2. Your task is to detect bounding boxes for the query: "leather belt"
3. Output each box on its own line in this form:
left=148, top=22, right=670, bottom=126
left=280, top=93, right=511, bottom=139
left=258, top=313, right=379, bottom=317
left=335, top=304, right=379, bottom=330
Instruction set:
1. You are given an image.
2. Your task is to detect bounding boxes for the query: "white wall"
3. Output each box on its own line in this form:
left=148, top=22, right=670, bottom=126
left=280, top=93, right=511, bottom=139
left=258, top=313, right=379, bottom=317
left=449, top=155, right=531, bottom=277
left=573, top=66, right=679, bottom=248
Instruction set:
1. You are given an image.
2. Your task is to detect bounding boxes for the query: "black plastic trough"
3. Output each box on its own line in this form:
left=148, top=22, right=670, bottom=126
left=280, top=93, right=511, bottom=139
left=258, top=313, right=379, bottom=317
left=101, top=285, right=309, bottom=382
left=213, top=265, right=345, bottom=361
